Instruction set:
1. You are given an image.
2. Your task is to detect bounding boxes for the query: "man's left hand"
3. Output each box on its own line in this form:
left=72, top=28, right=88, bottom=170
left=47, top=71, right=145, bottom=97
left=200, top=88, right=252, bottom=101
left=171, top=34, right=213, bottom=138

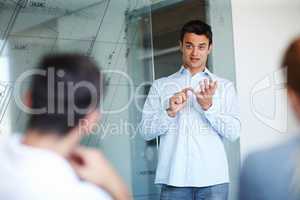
left=195, top=79, right=217, bottom=111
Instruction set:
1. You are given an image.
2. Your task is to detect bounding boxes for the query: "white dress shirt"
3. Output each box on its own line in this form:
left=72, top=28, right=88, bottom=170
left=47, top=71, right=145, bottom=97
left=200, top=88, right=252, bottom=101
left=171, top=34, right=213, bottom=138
left=139, top=67, right=241, bottom=187
left=0, top=134, right=112, bottom=200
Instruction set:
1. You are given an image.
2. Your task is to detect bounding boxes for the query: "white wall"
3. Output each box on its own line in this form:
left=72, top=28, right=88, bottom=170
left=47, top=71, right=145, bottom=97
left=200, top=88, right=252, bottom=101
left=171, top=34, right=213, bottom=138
left=231, top=0, right=300, bottom=160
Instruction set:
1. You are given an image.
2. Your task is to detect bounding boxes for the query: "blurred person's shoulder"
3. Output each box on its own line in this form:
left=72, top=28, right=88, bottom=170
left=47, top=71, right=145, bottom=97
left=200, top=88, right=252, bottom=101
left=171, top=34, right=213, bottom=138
left=0, top=133, right=112, bottom=200
left=244, top=136, right=300, bottom=171
left=240, top=136, right=300, bottom=200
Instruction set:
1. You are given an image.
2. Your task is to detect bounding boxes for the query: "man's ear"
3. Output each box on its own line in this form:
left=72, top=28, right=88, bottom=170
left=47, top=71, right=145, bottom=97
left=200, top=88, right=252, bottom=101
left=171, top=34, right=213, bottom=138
left=24, top=91, right=32, bottom=108
left=77, top=110, right=101, bottom=135
left=179, top=40, right=183, bottom=52
left=208, top=44, right=213, bottom=54
left=86, top=110, right=101, bottom=125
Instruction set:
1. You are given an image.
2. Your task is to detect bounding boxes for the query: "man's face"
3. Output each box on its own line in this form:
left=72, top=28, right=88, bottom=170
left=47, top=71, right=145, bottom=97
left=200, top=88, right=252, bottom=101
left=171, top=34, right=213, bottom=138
left=180, top=33, right=212, bottom=69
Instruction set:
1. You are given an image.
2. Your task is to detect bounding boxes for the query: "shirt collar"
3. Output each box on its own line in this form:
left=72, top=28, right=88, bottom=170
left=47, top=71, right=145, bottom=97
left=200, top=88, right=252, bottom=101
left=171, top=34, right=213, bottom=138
left=178, top=66, right=215, bottom=80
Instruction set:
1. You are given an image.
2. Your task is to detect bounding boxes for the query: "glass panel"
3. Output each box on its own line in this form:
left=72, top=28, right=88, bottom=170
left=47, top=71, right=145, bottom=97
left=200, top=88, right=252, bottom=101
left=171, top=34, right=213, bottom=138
left=0, top=0, right=155, bottom=199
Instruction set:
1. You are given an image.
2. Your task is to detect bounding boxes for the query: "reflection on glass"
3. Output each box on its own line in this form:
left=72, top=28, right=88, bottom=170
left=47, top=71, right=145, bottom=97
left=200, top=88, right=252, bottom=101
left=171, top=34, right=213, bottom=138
left=0, top=0, right=156, bottom=199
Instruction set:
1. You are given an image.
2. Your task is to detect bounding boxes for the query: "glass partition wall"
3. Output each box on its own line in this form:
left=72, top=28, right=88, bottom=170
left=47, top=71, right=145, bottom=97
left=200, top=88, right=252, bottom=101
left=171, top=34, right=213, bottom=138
left=0, top=0, right=155, bottom=199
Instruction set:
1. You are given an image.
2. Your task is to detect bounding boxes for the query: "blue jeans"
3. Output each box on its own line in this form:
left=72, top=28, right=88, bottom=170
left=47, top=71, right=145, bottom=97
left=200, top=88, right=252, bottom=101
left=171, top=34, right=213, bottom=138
left=160, top=183, right=229, bottom=200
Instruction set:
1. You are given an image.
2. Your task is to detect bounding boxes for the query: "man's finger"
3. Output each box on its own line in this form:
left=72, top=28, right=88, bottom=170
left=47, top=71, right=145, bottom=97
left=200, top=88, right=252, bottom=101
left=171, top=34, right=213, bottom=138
left=199, top=81, right=205, bottom=93
left=204, top=79, right=209, bottom=90
left=177, top=93, right=185, bottom=103
left=196, top=93, right=204, bottom=99
left=70, top=146, right=89, bottom=157
left=175, top=88, right=192, bottom=103
left=170, top=96, right=175, bottom=103
left=178, top=91, right=187, bottom=102
left=182, top=87, right=193, bottom=95
left=182, top=93, right=187, bottom=102
left=209, top=80, right=214, bottom=89
left=213, top=81, right=218, bottom=91
left=175, top=95, right=183, bottom=104
left=207, top=80, right=217, bottom=94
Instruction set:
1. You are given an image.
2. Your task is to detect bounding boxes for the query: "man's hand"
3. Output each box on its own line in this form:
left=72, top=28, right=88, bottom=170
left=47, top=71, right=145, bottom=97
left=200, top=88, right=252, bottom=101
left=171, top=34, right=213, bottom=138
left=68, top=147, right=131, bottom=200
left=195, top=79, right=217, bottom=111
left=167, top=88, right=192, bottom=117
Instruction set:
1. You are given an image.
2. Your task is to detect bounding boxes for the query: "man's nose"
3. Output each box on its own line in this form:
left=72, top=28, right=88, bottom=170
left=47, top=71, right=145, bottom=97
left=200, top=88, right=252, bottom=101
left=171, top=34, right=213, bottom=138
left=191, top=47, right=198, bottom=56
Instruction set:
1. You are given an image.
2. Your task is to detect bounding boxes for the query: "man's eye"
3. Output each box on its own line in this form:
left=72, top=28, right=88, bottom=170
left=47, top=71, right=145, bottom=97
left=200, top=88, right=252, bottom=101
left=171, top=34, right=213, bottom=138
left=186, top=45, right=192, bottom=49
left=198, top=46, right=206, bottom=50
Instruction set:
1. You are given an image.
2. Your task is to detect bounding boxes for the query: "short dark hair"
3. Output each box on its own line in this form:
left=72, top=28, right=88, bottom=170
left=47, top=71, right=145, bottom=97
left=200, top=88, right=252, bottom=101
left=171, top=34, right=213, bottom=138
left=180, top=20, right=213, bottom=45
left=27, top=53, right=102, bottom=135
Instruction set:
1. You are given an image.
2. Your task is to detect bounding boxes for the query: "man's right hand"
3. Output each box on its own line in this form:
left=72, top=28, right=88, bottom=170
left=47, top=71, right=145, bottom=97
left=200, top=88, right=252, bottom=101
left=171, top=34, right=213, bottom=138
left=68, top=147, right=131, bottom=200
left=167, top=88, right=191, bottom=117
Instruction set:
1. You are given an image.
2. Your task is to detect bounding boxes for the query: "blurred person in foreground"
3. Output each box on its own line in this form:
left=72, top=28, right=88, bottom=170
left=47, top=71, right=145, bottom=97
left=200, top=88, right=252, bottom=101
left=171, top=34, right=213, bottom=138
left=239, top=37, right=300, bottom=200
left=0, top=54, right=131, bottom=200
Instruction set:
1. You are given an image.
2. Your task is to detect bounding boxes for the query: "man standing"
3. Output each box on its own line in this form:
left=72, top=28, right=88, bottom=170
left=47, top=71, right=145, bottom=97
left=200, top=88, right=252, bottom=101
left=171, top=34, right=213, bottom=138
left=139, top=20, right=241, bottom=200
